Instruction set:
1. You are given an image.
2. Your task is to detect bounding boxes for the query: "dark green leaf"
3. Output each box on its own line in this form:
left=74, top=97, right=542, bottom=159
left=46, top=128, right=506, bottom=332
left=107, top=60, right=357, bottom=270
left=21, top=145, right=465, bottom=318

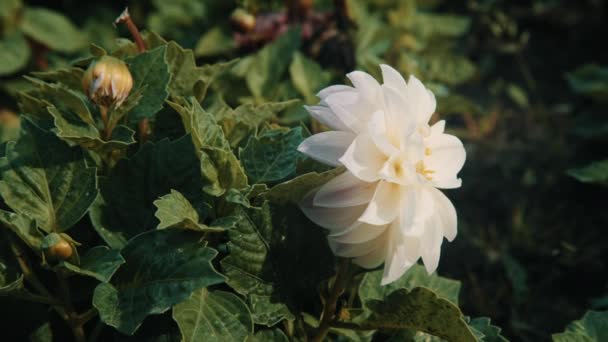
left=0, top=31, right=30, bottom=76
left=567, top=160, right=608, bottom=185
left=173, top=289, right=253, bottom=342
left=127, top=46, right=170, bottom=121
left=468, top=317, right=509, bottom=342
left=239, top=127, right=304, bottom=184
left=265, top=168, right=344, bottom=205
left=246, top=328, right=289, bottom=342
left=59, top=246, right=124, bottom=282
left=0, top=118, right=97, bottom=232
left=0, top=210, right=43, bottom=251
left=552, top=310, right=608, bottom=342
left=20, top=7, right=86, bottom=52
left=566, top=64, right=608, bottom=100
left=93, top=229, right=225, bottom=335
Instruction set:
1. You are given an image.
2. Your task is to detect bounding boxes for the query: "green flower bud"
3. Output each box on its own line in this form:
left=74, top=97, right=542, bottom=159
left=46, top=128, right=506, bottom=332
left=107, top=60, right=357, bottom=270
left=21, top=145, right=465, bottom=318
left=83, top=56, right=133, bottom=108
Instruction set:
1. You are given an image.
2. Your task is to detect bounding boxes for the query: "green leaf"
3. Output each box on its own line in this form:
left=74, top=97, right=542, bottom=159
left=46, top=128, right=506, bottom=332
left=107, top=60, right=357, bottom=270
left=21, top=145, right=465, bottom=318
left=245, top=29, right=301, bottom=100
left=239, top=127, right=304, bottom=184
left=194, top=27, right=236, bottom=57
left=19, top=7, right=86, bottom=52
left=506, top=84, right=530, bottom=109
left=31, top=67, right=85, bottom=92
left=248, top=294, right=295, bottom=327
left=289, top=52, right=330, bottom=103
left=412, top=14, right=471, bottom=38
left=359, top=264, right=461, bottom=305
left=0, top=210, right=43, bottom=251
left=0, top=118, right=98, bottom=232
left=566, top=64, right=608, bottom=100
left=173, top=289, right=253, bottom=342
left=423, top=54, right=476, bottom=86
left=169, top=97, right=248, bottom=196
left=59, top=246, right=124, bottom=282
left=552, top=310, right=608, bottom=342
left=153, top=190, right=224, bottom=232
left=0, top=31, right=30, bottom=76
left=468, top=317, right=509, bottom=342
left=126, top=45, right=170, bottom=121
left=165, top=42, right=235, bottom=100
left=567, top=160, right=608, bottom=185
left=93, top=229, right=225, bottom=335
left=246, top=328, right=289, bottom=342
left=360, top=288, right=476, bottom=341
left=265, top=168, right=344, bottom=205
left=90, top=136, right=208, bottom=248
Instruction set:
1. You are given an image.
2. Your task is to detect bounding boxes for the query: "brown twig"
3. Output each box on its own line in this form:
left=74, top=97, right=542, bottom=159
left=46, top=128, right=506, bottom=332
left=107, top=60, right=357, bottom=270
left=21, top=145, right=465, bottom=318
left=115, top=8, right=146, bottom=53
left=312, top=258, right=351, bottom=342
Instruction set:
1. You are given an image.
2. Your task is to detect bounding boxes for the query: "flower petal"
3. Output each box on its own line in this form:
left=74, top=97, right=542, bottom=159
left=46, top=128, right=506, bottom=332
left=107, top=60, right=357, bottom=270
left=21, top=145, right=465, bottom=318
left=339, top=133, right=387, bottom=182
left=314, top=172, right=377, bottom=208
left=298, top=131, right=355, bottom=167
left=329, top=228, right=388, bottom=258
left=353, top=243, right=387, bottom=268
left=381, top=64, right=407, bottom=92
left=382, top=85, right=417, bottom=146
left=420, top=215, right=443, bottom=274
left=304, top=105, right=350, bottom=132
left=404, top=75, right=435, bottom=124
left=329, top=221, right=388, bottom=244
left=300, top=190, right=366, bottom=230
left=425, top=133, right=466, bottom=188
left=359, top=181, right=401, bottom=225
left=431, top=188, right=457, bottom=241
left=346, top=71, right=381, bottom=102
left=367, top=110, right=400, bottom=157
left=398, top=186, right=435, bottom=236
left=317, top=85, right=354, bottom=100
left=324, top=92, right=367, bottom=133
left=381, top=225, right=419, bottom=285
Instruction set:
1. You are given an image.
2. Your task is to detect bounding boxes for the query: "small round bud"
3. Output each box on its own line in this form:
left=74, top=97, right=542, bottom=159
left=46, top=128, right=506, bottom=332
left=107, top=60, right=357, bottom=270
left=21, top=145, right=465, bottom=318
left=83, top=56, right=133, bottom=108
left=231, top=8, right=256, bottom=33
left=47, top=240, right=73, bottom=260
left=0, top=109, right=20, bottom=128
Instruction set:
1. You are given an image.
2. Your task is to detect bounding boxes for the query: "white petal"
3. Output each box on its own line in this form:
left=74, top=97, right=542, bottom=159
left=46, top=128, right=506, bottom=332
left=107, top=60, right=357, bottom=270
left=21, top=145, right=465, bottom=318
left=305, top=105, right=350, bottom=132
left=431, top=188, right=457, bottom=241
left=359, top=181, right=401, bottom=225
left=317, top=85, right=354, bottom=100
left=381, top=64, right=407, bottom=92
left=399, top=187, right=435, bottom=236
left=300, top=190, right=366, bottom=230
left=405, top=75, right=435, bottom=124
left=339, top=133, right=387, bottom=182
left=425, top=133, right=466, bottom=187
left=329, top=221, right=388, bottom=244
left=314, top=172, right=377, bottom=208
left=353, top=243, right=387, bottom=269
left=367, top=110, right=399, bottom=157
left=329, top=228, right=388, bottom=258
left=420, top=215, right=443, bottom=274
left=430, top=120, right=445, bottom=135
left=381, top=225, right=419, bottom=285
left=298, top=131, right=355, bottom=167
left=325, top=93, right=366, bottom=133
left=382, top=85, right=417, bottom=146
left=346, top=71, right=381, bottom=102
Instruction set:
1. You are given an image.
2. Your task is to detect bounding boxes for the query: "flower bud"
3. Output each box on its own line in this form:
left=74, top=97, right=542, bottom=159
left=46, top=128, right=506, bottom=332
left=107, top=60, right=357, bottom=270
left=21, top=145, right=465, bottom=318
left=83, top=56, right=133, bottom=108
left=42, top=233, right=75, bottom=261
left=231, top=8, right=256, bottom=33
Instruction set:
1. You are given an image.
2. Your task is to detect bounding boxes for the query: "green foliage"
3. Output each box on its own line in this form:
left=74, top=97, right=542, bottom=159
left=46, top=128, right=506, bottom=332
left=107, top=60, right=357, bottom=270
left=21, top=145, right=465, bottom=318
left=173, top=289, right=253, bottom=342
left=126, top=46, right=170, bottom=121
left=552, top=310, right=608, bottom=342
left=567, top=160, right=608, bottom=185
left=566, top=64, right=608, bottom=100
left=93, top=229, right=225, bottom=335
left=468, top=317, right=509, bottom=342
left=0, top=32, right=30, bottom=76
left=20, top=7, right=86, bottom=52
left=59, top=246, right=124, bottom=282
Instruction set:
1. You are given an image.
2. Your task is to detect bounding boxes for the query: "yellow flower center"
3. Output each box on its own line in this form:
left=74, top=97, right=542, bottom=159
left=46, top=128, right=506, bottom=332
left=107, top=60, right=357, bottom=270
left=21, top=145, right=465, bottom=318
left=415, top=160, right=435, bottom=180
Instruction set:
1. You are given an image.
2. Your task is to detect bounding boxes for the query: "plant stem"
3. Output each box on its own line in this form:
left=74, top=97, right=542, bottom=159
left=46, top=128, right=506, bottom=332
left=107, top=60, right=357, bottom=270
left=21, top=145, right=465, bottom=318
left=99, top=106, right=111, bottom=140
left=115, top=8, right=146, bottom=53
left=329, top=321, right=374, bottom=331
left=312, top=258, right=351, bottom=342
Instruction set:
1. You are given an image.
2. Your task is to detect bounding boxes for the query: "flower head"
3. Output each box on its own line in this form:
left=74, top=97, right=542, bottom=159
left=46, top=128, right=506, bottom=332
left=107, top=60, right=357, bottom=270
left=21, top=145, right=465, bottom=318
left=298, top=65, right=466, bottom=285
left=82, top=56, right=133, bottom=108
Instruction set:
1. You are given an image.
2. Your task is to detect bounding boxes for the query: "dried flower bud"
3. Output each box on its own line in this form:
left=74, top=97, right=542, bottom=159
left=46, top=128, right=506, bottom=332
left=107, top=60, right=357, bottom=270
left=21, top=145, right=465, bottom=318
left=83, top=56, right=133, bottom=108
left=231, top=8, right=256, bottom=33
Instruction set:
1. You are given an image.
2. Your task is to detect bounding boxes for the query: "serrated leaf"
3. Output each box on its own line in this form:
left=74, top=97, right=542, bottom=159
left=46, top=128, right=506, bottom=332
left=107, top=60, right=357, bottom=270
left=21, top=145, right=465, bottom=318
left=0, top=210, right=43, bottom=251
left=248, top=294, right=295, bottom=327
left=468, top=317, right=509, bottom=342
left=239, top=127, right=304, bottom=184
left=289, top=52, right=330, bottom=103
left=567, top=160, right=608, bottom=185
left=360, top=288, right=476, bottom=342
left=0, top=118, right=97, bottom=232
left=0, top=31, right=30, bottom=76
left=359, top=264, right=461, bottom=305
left=126, top=45, right=170, bottom=121
left=552, top=310, right=608, bottom=342
left=153, top=189, right=224, bottom=232
left=20, top=7, right=86, bottom=52
left=31, top=67, right=84, bottom=92
left=90, top=136, right=208, bottom=248
left=93, top=229, right=225, bottom=335
left=245, top=29, right=301, bottom=100
left=165, top=42, right=236, bottom=100
left=59, top=246, right=124, bottom=282
left=173, top=289, right=253, bottom=342
left=169, top=97, right=247, bottom=196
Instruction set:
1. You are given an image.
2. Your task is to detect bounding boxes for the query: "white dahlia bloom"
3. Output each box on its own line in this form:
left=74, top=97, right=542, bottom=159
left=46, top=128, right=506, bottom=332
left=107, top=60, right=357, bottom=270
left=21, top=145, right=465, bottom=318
left=298, top=65, right=466, bottom=285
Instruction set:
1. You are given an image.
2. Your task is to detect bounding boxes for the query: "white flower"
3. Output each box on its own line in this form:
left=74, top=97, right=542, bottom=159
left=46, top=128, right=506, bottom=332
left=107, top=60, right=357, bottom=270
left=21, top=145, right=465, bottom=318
left=297, top=65, right=466, bottom=285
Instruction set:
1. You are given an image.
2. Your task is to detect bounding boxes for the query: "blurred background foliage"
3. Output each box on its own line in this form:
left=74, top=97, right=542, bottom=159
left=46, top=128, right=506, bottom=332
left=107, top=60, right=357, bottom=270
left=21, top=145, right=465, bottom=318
left=1, top=0, right=608, bottom=341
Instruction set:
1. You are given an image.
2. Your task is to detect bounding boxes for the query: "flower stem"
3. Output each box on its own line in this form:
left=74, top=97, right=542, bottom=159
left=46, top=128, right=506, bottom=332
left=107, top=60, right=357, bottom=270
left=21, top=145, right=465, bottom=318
left=312, top=258, right=351, bottom=342
left=115, top=8, right=146, bottom=53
